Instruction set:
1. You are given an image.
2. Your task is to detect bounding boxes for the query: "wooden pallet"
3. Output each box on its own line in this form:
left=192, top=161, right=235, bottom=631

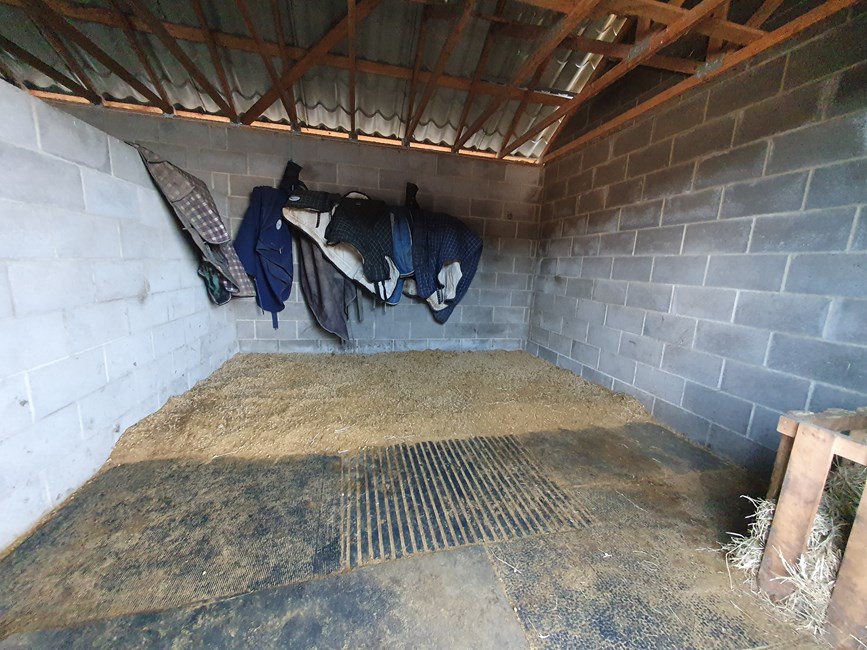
left=760, top=408, right=867, bottom=650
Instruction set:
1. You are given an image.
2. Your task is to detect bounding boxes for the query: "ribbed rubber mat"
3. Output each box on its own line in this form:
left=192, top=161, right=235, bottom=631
left=340, top=435, right=592, bottom=568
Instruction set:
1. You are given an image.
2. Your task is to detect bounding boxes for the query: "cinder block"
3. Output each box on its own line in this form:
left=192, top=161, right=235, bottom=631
left=734, top=291, right=830, bottom=337
left=582, top=366, right=615, bottom=390
left=707, top=425, right=775, bottom=474
left=694, top=321, right=770, bottom=364
left=586, top=209, right=620, bottom=234
left=672, top=117, right=735, bottom=164
left=705, top=254, right=787, bottom=291
left=748, top=405, right=786, bottom=449
left=827, top=298, right=867, bottom=344
left=627, top=140, right=672, bottom=178
left=768, top=333, right=867, bottom=393
left=567, top=170, right=594, bottom=196
left=605, top=304, right=645, bottom=335
left=785, top=252, right=867, bottom=297
left=651, top=255, right=706, bottom=285
left=229, top=174, right=273, bottom=198
left=806, top=158, right=867, bottom=209
left=662, top=344, right=723, bottom=388
left=63, top=301, right=130, bottom=352
left=198, top=148, right=248, bottom=174
left=643, top=312, right=696, bottom=346
left=612, top=257, right=653, bottom=282
left=750, top=207, right=855, bottom=253
left=652, top=94, right=706, bottom=143
left=619, top=200, right=662, bottom=230
left=721, top=172, right=808, bottom=219
left=612, top=122, right=652, bottom=157
left=586, top=323, right=619, bottom=352
left=619, top=333, right=664, bottom=366
left=0, top=374, right=33, bottom=443
left=599, top=231, right=636, bottom=255
left=652, top=399, right=710, bottom=445
left=768, top=114, right=867, bottom=174
left=735, top=81, right=824, bottom=145
left=682, top=381, right=752, bottom=433
left=580, top=257, right=613, bottom=279
left=598, top=350, right=636, bottom=383
left=226, top=127, right=292, bottom=156
left=673, top=285, right=736, bottom=321
left=635, top=225, right=684, bottom=255
left=556, top=258, right=581, bottom=278
left=661, top=188, right=721, bottom=226
left=694, top=142, right=768, bottom=190
left=479, top=289, right=512, bottom=306
left=827, top=59, right=867, bottom=118
left=83, top=169, right=141, bottom=220
left=109, top=138, right=151, bottom=186
left=9, top=260, right=94, bottom=316
left=576, top=299, right=606, bottom=325
left=35, top=101, right=110, bottom=172
left=809, top=383, right=867, bottom=413
left=0, top=83, right=38, bottom=149
left=634, top=364, right=685, bottom=404
left=28, top=347, right=107, bottom=418
left=605, top=178, right=644, bottom=208
left=626, top=283, right=672, bottom=312
left=504, top=163, right=541, bottom=187
left=783, top=14, right=867, bottom=89
left=722, top=360, right=810, bottom=412
left=707, top=58, right=785, bottom=118
left=582, top=139, right=611, bottom=170
left=593, top=279, right=628, bottom=305
left=682, top=220, right=750, bottom=254
left=579, top=188, right=606, bottom=213
left=643, top=162, right=694, bottom=200
left=0, top=141, right=84, bottom=210
left=593, top=157, right=627, bottom=187
left=567, top=278, right=593, bottom=299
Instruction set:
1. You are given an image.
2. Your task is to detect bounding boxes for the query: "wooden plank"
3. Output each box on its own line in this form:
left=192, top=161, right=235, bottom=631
left=766, top=432, right=794, bottom=500
left=404, top=0, right=476, bottom=144
left=236, top=0, right=296, bottom=128
left=758, top=423, right=836, bottom=600
left=24, top=0, right=167, bottom=109
left=452, top=0, right=601, bottom=152
left=504, top=0, right=727, bottom=157
left=780, top=409, right=867, bottom=436
left=123, top=0, right=232, bottom=117
left=271, top=0, right=299, bottom=129
left=0, top=32, right=98, bottom=101
left=347, top=0, right=357, bottom=137
left=107, top=0, right=172, bottom=113
left=746, top=0, right=785, bottom=29
left=241, top=0, right=383, bottom=125
left=541, top=0, right=858, bottom=163
left=706, top=0, right=730, bottom=58
left=402, top=7, right=429, bottom=144
left=497, top=53, right=553, bottom=158
left=190, top=0, right=237, bottom=122
left=824, top=479, right=867, bottom=649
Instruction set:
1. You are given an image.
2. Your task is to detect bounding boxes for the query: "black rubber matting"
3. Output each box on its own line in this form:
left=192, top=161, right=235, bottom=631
left=340, top=435, right=593, bottom=568
left=0, top=456, right=341, bottom=638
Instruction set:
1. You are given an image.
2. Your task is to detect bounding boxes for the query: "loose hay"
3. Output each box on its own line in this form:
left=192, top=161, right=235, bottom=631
left=723, top=464, right=867, bottom=636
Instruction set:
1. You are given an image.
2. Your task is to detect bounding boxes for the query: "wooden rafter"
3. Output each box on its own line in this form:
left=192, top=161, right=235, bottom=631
left=25, top=0, right=169, bottom=110
left=0, top=32, right=99, bottom=101
left=706, top=0, right=730, bottom=58
left=241, top=0, right=384, bottom=125
left=403, top=0, right=476, bottom=144
left=539, top=17, right=633, bottom=159
left=0, top=54, right=17, bottom=85
left=502, top=0, right=728, bottom=158
left=123, top=0, right=232, bottom=116
left=24, top=9, right=101, bottom=102
left=496, top=52, right=552, bottom=159
left=401, top=7, right=428, bottom=144
left=107, top=0, right=171, bottom=113
left=347, top=0, right=357, bottom=137
left=746, top=0, right=785, bottom=29
left=452, top=0, right=601, bottom=153
left=542, top=0, right=858, bottom=164
left=190, top=0, right=237, bottom=122
left=236, top=0, right=297, bottom=128
left=271, top=0, right=299, bottom=129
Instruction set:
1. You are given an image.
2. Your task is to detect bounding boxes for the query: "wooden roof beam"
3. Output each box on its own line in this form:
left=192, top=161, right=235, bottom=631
left=401, top=6, right=429, bottom=144
left=0, top=32, right=99, bottom=102
left=190, top=0, right=237, bottom=122
left=404, top=0, right=476, bottom=144
left=503, top=0, right=729, bottom=157
left=236, top=0, right=297, bottom=128
left=107, top=0, right=172, bottom=113
left=496, top=52, right=553, bottom=159
left=452, top=0, right=601, bottom=152
left=453, top=21, right=498, bottom=150
left=542, top=0, right=858, bottom=164
left=25, top=0, right=169, bottom=110
left=123, top=0, right=232, bottom=117
left=242, top=0, right=383, bottom=125
left=746, top=0, right=785, bottom=29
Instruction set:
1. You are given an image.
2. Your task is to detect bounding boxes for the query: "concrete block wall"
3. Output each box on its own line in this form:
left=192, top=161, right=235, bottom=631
left=530, top=10, right=867, bottom=473
left=0, top=83, right=237, bottom=549
left=59, top=105, right=543, bottom=353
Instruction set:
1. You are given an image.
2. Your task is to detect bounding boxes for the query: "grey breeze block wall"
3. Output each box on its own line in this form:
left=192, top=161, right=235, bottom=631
left=60, top=104, right=543, bottom=354
left=0, top=83, right=238, bottom=549
left=530, top=9, right=867, bottom=474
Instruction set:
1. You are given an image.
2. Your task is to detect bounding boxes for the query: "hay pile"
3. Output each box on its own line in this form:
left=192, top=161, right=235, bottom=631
left=723, top=464, right=866, bottom=635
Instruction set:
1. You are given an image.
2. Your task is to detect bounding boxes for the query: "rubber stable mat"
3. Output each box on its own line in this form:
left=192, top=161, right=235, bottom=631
left=0, top=456, right=341, bottom=638
left=340, top=435, right=593, bottom=568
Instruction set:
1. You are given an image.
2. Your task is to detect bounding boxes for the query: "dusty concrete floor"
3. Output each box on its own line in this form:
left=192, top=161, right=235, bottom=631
left=0, top=353, right=821, bottom=649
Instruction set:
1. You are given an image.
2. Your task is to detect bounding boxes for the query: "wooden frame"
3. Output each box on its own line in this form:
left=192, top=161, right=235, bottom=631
left=760, top=409, right=867, bottom=649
